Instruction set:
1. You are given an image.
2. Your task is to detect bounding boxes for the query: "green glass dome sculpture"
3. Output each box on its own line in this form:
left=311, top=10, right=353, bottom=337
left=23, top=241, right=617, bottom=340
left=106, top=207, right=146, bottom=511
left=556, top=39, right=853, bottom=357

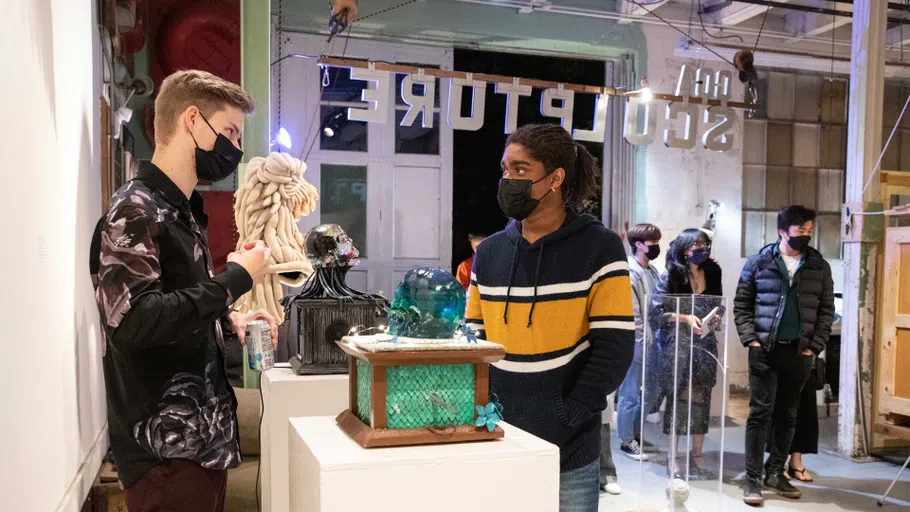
left=388, top=267, right=466, bottom=339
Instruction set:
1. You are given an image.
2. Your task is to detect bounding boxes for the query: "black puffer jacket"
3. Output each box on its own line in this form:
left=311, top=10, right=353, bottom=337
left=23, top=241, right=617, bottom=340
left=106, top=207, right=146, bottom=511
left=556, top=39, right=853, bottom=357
left=734, top=244, right=835, bottom=354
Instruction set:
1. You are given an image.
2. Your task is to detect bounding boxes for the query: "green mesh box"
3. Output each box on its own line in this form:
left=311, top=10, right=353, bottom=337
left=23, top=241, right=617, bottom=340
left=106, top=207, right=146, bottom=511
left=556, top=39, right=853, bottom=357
left=337, top=337, right=506, bottom=448
left=356, top=360, right=475, bottom=429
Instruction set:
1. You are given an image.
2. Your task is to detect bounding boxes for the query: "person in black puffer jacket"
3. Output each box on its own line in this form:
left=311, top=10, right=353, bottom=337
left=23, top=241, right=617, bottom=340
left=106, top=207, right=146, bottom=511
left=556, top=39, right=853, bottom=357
left=735, top=205, right=835, bottom=507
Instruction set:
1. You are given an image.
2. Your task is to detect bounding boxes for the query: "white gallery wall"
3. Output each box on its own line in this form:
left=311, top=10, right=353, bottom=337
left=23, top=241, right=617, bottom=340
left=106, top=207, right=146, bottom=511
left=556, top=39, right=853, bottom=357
left=639, top=23, right=749, bottom=388
left=639, top=23, right=844, bottom=390
left=0, top=1, right=106, bottom=511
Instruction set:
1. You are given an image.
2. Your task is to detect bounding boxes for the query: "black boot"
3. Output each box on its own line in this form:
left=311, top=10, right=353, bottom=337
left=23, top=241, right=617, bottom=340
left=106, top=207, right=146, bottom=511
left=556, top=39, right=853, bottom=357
left=763, top=473, right=801, bottom=499
left=742, top=479, right=763, bottom=507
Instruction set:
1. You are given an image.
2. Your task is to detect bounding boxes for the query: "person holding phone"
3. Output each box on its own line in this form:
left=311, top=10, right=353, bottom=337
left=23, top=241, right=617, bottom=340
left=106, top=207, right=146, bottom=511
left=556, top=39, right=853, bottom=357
left=648, top=228, right=723, bottom=480
left=735, top=205, right=834, bottom=507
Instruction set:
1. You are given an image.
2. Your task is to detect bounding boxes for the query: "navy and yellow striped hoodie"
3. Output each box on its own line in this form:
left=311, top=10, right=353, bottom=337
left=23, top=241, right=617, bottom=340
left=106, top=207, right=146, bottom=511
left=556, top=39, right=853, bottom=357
left=466, top=209, right=634, bottom=472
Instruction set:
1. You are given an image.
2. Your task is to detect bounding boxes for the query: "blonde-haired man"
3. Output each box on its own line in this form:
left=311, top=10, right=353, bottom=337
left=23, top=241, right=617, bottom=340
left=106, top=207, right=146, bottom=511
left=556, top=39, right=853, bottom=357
left=90, top=70, right=275, bottom=511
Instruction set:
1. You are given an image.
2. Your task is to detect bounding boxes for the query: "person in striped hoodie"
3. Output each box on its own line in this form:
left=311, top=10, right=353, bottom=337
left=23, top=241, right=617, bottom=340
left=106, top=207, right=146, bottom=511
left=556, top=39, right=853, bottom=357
left=466, top=124, right=634, bottom=512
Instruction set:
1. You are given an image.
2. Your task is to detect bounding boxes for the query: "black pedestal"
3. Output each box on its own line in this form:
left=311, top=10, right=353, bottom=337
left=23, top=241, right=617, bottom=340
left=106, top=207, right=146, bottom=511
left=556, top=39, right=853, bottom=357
left=278, top=297, right=385, bottom=375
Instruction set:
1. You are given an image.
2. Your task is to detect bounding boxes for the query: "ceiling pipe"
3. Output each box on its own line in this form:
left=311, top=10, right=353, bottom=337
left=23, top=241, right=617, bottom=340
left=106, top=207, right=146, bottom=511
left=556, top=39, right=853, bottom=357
left=701, top=0, right=910, bottom=25
left=453, top=0, right=855, bottom=47
left=829, top=1, right=910, bottom=14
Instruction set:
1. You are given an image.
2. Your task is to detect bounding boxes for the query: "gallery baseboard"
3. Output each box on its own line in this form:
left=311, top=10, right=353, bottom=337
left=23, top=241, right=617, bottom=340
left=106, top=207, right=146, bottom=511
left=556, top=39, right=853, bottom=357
left=55, top=423, right=109, bottom=512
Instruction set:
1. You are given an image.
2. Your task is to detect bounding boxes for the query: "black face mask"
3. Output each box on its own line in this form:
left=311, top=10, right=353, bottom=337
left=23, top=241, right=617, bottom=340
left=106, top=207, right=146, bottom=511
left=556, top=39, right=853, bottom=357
left=688, top=247, right=710, bottom=265
left=644, top=244, right=661, bottom=261
left=786, top=235, right=811, bottom=252
left=497, top=177, right=552, bottom=221
left=192, top=113, right=243, bottom=182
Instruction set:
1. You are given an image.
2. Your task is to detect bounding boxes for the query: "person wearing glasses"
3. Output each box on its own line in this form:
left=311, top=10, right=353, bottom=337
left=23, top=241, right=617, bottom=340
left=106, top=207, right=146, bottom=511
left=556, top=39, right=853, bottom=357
left=647, top=228, right=723, bottom=480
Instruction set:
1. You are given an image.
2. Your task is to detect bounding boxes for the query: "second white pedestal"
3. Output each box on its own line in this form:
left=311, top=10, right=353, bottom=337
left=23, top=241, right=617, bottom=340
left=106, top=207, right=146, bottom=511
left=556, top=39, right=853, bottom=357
left=288, top=416, right=559, bottom=512
left=261, top=368, right=348, bottom=512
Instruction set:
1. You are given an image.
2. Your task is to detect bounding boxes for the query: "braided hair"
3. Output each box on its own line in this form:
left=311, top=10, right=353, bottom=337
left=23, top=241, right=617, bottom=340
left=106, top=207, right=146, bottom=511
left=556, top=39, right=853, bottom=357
left=505, top=124, right=601, bottom=211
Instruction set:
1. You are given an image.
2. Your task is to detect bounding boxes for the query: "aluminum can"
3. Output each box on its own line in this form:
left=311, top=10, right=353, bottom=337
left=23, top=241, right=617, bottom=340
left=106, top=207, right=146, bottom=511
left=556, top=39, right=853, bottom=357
left=246, top=319, right=274, bottom=371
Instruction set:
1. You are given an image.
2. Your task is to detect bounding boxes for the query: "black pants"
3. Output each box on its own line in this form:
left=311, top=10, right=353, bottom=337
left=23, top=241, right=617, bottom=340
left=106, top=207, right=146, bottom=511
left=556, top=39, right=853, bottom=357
left=745, top=343, right=814, bottom=481
left=126, top=459, right=227, bottom=512
left=766, top=375, right=819, bottom=455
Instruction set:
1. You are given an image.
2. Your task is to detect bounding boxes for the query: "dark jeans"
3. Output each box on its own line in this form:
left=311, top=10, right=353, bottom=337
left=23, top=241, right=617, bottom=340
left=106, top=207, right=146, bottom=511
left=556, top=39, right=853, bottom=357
left=745, top=343, right=814, bottom=481
left=126, top=458, right=228, bottom=512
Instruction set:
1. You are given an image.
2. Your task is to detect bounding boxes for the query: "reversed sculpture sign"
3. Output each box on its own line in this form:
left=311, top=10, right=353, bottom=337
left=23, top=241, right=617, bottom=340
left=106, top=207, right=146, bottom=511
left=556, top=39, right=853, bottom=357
left=340, top=63, right=738, bottom=152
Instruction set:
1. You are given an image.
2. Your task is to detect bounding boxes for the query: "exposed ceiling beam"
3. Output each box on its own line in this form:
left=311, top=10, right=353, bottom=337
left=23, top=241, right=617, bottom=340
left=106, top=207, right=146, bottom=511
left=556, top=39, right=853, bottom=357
left=617, top=0, right=672, bottom=25
left=710, top=0, right=792, bottom=26
left=785, top=1, right=852, bottom=41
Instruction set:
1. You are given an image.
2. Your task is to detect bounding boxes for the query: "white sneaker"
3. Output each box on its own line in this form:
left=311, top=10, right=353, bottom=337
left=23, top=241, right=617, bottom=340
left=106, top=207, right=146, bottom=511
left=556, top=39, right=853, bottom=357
left=646, top=412, right=661, bottom=424
left=620, top=440, right=651, bottom=461
left=600, top=481, right=622, bottom=495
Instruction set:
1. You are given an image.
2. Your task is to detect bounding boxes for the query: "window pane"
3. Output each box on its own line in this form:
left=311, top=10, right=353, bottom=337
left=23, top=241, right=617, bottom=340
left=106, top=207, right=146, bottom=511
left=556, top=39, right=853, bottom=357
left=891, top=194, right=910, bottom=228
left=394, top=72, right=441, bottom=107
left=793, top=124, right=820, bottom=168
left=881, top=125, right=900, bottom=171
left=395, top=110, right=441, bottom=155
left=820, top=126, right=845, bottom=169
left=901, top=130, right=910, bottom=171
left=743, top=120, right=767, bottom=165
left=746, top=73, right=768, bottom=120
left=320, top=105, right=368, bottom=152
left=767, top=72, right=795, bottom=121
left=790, top=168, right=817, bottom=210
left=766, top=123, right=793, bottom=166
left=821, top=79, right=847, bottom=124
left=818, top=169, right=844, bottom=212
left=794, top=75, right=822, bottom=122
left=883, top=83, right=904, bottom=129
left=765, top=166, right=791, bottom=210
left=764, top=211, right=779, bottom=248
left=321, top=164, right=368, bottom=257
left=817, top=214, right=841, bottom=259
left=320, top=67, right=367, bottom=103
left=743, top=165, right=766, bottom=210
left=743, top=212, right=767, bottom=256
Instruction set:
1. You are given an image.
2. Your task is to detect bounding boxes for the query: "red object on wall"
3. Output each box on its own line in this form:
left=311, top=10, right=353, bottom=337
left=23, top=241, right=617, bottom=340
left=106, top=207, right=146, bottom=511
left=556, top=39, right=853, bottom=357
left=156, top=1, right=241, bottom=85
left=199, top=191, right=238, bottom=275
left=117, top=0, right=147, bottom=56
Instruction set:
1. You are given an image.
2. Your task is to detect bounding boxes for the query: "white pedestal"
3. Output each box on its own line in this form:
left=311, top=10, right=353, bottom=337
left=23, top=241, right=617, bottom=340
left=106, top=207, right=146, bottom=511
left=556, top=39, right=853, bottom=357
left=261, top=368, right=349, bottom=512
left=288, top=417, right=559, bottom=512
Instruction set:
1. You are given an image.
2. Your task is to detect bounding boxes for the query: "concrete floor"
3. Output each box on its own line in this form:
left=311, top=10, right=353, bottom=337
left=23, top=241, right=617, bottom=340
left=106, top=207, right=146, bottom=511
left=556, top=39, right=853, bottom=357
left=225, top=399, right=910, bottom=511
left=602, top=410, right=910, bottom=512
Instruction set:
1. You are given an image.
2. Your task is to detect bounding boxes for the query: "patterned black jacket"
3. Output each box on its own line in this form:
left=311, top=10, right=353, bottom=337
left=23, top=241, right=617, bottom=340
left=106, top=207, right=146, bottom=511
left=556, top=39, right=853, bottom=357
left=733, top=243, right=835, bottom=355
left=89, top=162, right=253, bottom=488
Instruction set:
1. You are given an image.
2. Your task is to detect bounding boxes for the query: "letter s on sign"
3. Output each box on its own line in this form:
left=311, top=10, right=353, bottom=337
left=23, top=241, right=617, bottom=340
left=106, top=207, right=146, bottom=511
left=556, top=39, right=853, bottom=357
left=702, top=106, right=737, bottom=152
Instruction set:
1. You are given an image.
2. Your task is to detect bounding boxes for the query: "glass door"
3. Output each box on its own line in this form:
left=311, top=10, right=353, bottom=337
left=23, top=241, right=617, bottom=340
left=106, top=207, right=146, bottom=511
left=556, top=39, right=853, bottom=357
left=274, top=33, right=453, bottom=297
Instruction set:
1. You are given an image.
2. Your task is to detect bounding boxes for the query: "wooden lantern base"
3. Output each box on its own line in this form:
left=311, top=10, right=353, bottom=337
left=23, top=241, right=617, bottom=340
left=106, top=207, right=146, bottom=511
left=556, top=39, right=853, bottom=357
left=336, top=409, right=504, bottom=448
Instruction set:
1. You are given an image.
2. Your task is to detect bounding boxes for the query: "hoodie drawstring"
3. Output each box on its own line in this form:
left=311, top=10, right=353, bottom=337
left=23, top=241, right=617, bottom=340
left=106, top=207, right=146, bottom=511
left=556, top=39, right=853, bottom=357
left=503, top=241, right=521, bottom=324
left=527, top=240, right=546, bottom=327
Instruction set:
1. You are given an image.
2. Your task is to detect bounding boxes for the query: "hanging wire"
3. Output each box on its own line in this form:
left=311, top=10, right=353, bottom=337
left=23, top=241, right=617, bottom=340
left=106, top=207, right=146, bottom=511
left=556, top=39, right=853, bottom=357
left=697, top=0, right=744, bottom=43
left=752, top=4, right=771, bottom=53
left=297, top=36, right=340, bottom=161
left=277, top=0, right=284, bottom=151
left=625, top=0, right=736, bottom=67
left=824, top=11, right=837, bottom=186
left=856, top=1, right=910, bottom=202
left=355, top=0, right=422, bottom=23
left=301, top=27, right=352, bottom=162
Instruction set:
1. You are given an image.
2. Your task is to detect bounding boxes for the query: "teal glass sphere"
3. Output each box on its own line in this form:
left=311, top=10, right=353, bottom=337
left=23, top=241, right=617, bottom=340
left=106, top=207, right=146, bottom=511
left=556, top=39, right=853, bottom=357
left=388, top=267, right=466, bottom=339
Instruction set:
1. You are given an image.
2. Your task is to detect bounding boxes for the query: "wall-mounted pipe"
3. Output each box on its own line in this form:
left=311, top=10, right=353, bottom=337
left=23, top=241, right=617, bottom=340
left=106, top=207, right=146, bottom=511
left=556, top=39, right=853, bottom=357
left=701, top=0, right=910, bottom=25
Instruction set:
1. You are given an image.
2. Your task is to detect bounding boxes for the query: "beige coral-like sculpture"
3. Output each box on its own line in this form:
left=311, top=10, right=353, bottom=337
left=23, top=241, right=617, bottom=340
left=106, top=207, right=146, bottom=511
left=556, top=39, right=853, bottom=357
left=233, top=152, right=319, bottom=323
